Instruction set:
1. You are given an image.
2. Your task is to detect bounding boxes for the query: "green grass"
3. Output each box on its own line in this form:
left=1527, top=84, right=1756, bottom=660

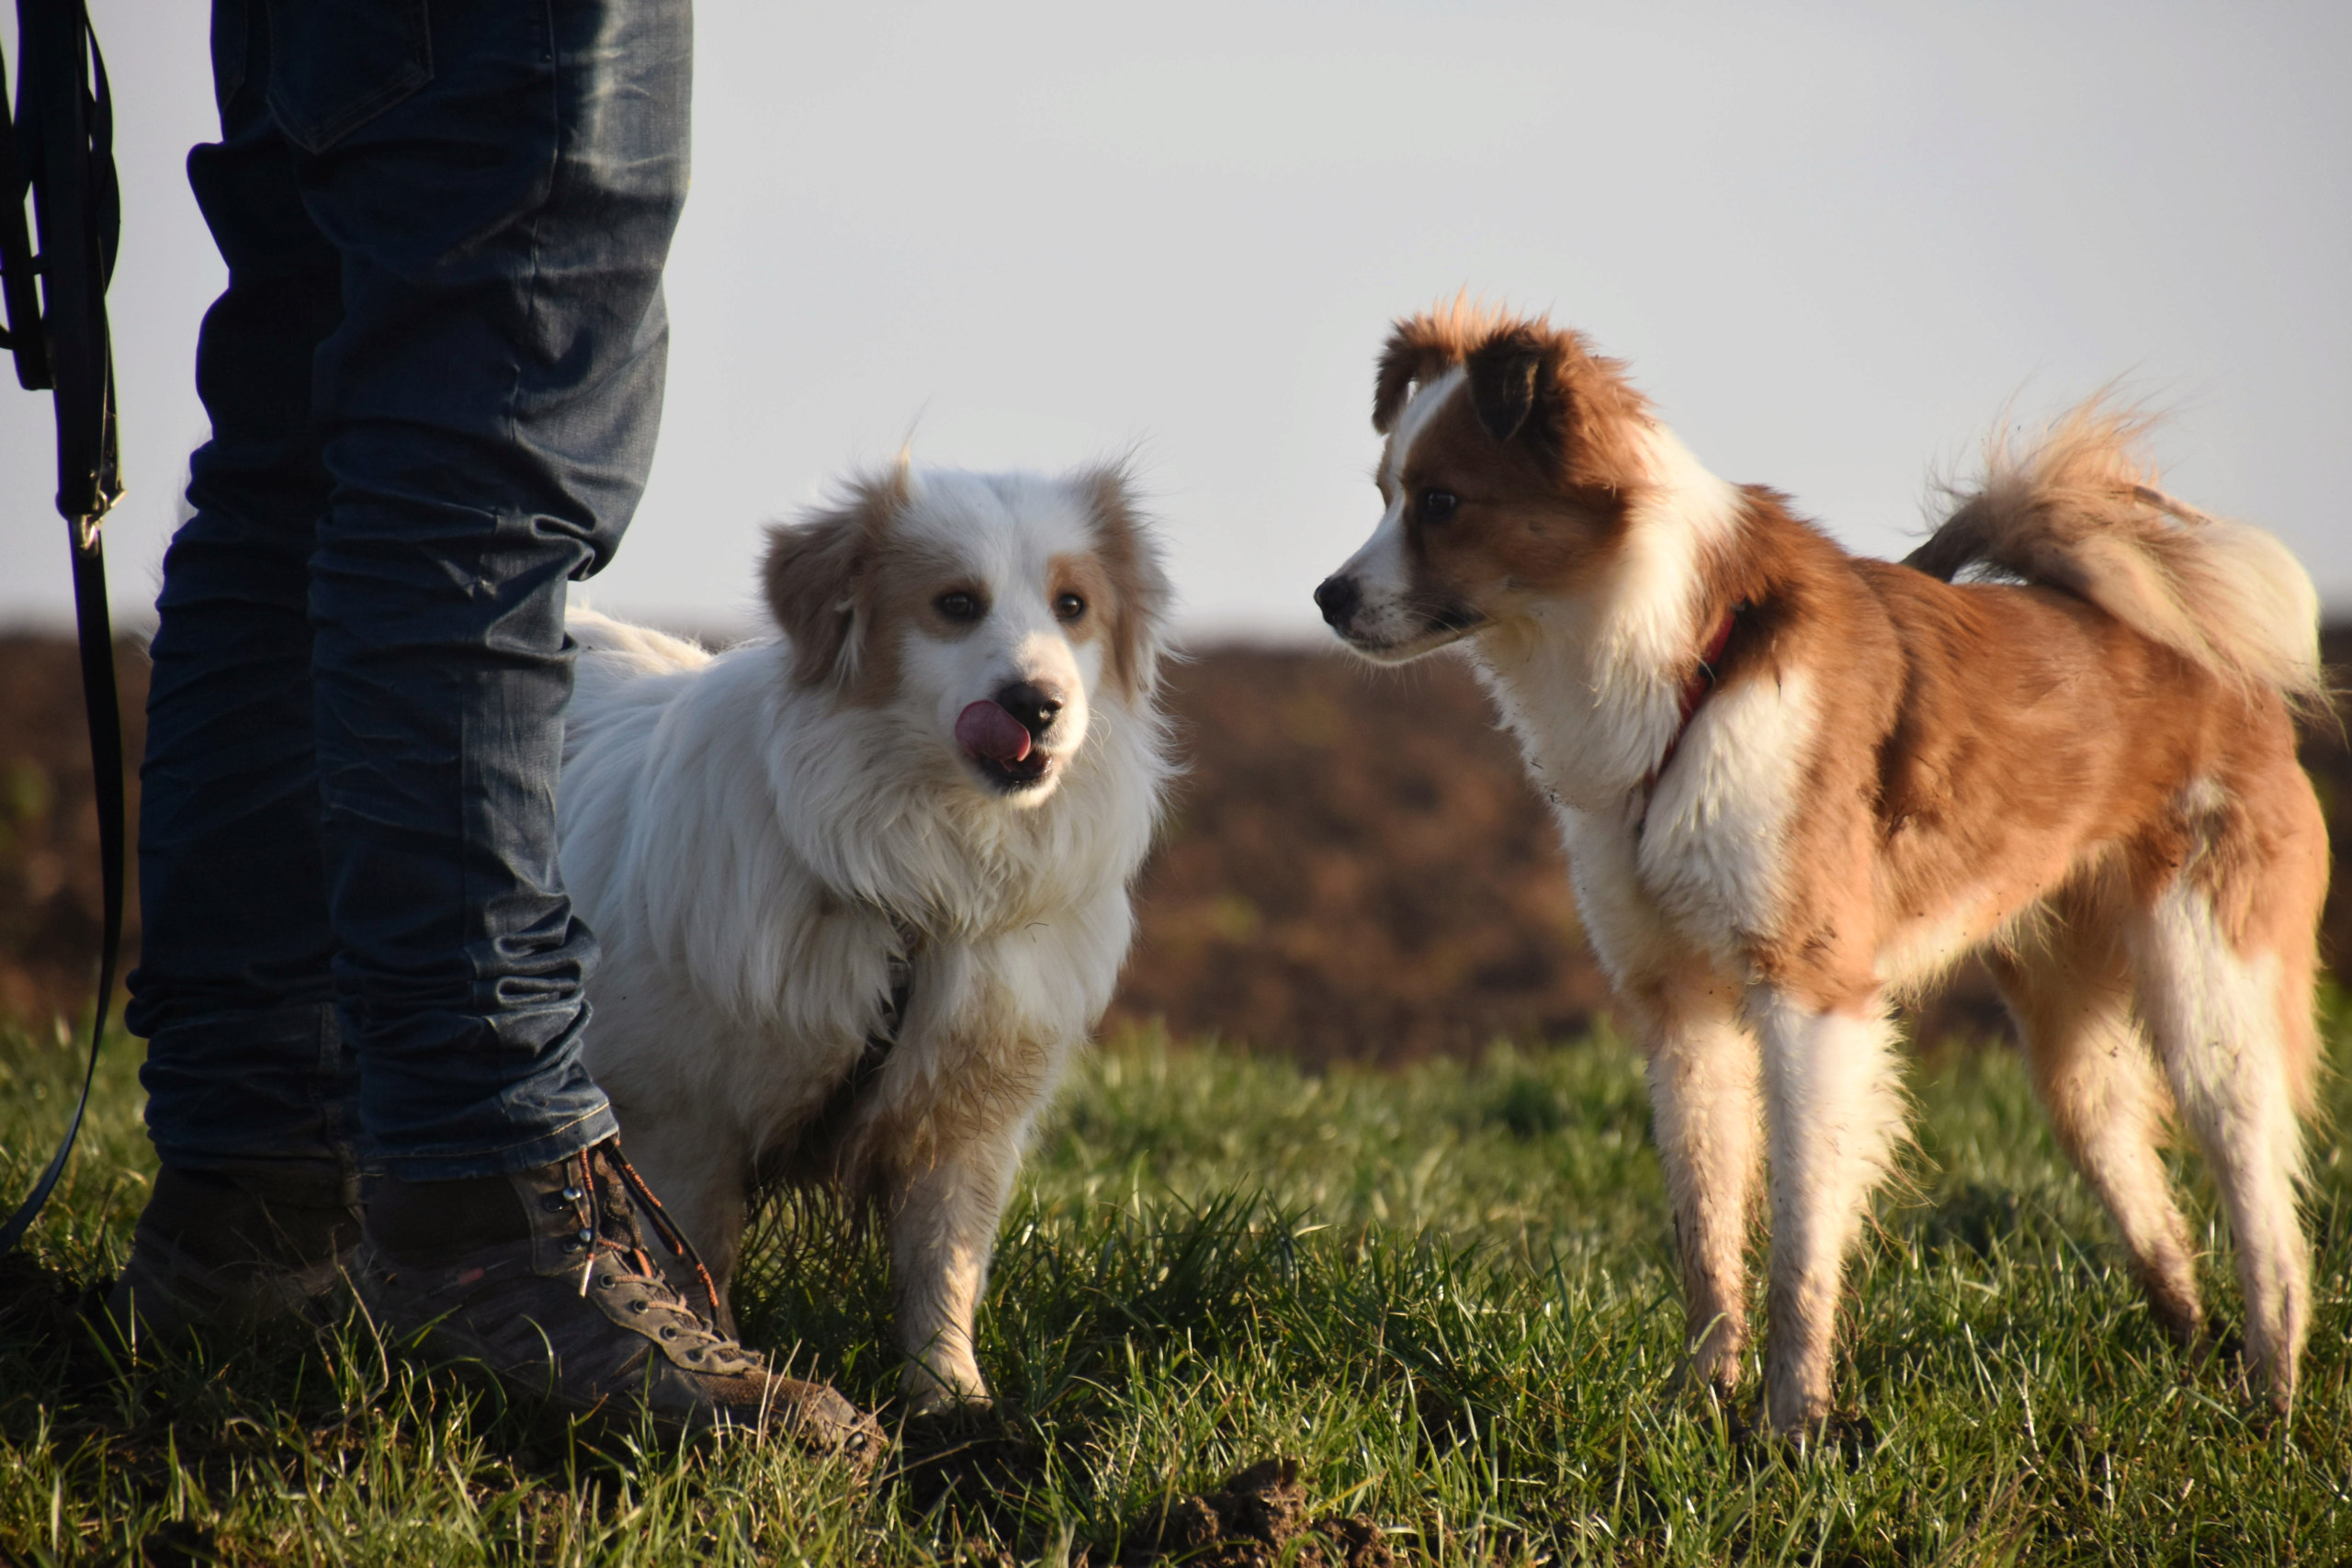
left=5, top=1006, right=2351, bottom=1565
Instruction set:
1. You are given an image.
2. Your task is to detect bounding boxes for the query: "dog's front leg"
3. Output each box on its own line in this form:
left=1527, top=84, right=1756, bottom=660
left=1636, top=982, right=1764, bottom=1395
left=881, top=1122, right=1025, bottom=1414
left=873, top=919, right=1106, bottom=1414
left=1755, top=993, right=1906, bottom=1436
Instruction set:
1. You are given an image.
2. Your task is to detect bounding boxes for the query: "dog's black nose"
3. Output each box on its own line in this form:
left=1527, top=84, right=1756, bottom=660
left=995, top=681, right=1065, bottom=739
left=1313, top=574, right=1361, bottom=630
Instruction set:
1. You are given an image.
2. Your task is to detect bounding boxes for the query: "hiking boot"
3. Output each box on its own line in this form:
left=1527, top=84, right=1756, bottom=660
left=106, top=1159, right=363, bottom=1348
left=356, top=1139, right=884, bottom=1466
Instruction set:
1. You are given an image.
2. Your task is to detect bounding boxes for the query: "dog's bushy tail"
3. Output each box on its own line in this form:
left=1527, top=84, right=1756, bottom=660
left=566, top=606, right=712, bottom=706
left=1909, top=397, right=2326, bottom=714
left=568, top=606, right=712, bottom=678
left=562, top=608, right=717, bottom=763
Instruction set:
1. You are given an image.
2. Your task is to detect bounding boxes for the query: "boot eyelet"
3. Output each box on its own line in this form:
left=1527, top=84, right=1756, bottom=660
left=629, top=1300, right=649, bottom=1313
left=660, top=1325, right=678, bottom=1340
left=541, top=1194, right=567, bottom=1212
left=577, top=1227, right=594, bottom=1244
left=686, top=1348, right=703, bottom=1362
left=560, top=1186, right=583, bottom=1201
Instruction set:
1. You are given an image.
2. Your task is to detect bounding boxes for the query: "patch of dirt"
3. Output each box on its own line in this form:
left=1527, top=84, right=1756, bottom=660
left=0, top=1250, right=113, bottom=1385
left=891, top=1414, right=1058, bottom=1545
left=1, top=631, right=2346, bottom=1060
left=136, top=1520, right=225, bottom=1567
left=1120, top=1459, right=1391, bottom=1568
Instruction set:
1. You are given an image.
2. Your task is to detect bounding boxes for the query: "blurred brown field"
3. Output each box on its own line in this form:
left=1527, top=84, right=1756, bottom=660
left=2, top=628, right=2346, bottom=1059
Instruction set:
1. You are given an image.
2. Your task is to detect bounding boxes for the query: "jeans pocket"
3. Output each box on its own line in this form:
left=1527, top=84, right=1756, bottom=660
left=265, top=0, right=434, bottom=155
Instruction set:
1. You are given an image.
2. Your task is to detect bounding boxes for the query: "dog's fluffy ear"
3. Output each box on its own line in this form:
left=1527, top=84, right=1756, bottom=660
left=1466, top=321, right=1653, bottom=491
left=762, top=468, right=906, bottom=689
left=1374, top=319, right=1467, bottom=434
left=1464, top=327, right=1545, bottom=443
left=1078, top=464, right=1173, bottom=702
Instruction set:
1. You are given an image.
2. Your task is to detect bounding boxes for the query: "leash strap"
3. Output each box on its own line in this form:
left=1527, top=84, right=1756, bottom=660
left=0, top=0, right=128, bottom=1256
left=0, top=41, right=44, bottom=381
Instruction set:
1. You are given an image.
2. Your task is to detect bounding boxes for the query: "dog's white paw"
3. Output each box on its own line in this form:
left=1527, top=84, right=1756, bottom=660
left=902, top=1362, right=992, bottom=1416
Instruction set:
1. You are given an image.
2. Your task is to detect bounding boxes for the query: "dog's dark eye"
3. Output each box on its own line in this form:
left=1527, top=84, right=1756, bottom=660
left=1054, top=592, right=1086, bottom=623
left=935, top=591, right=983, bottom=623
left=1420, top=489, right=1458, bottom=524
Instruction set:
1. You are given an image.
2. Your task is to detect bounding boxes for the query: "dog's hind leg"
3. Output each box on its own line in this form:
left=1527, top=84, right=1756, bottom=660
left=1755, top=994, right=1908, bottom=1434
left=1637, top=979, right=1765, bottom=1395
left=2127, top=873, right=2317, bottom=1413
left=1988, top=918, right=2202, bottom=1347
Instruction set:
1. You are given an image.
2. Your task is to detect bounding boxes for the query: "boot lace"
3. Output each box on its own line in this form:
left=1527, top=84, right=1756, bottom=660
left=571, top=1142, right=756, bottom=1366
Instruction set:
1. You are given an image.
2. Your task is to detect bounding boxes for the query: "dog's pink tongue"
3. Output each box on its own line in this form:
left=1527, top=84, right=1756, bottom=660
left=956, top=700, right=1034, bottom=763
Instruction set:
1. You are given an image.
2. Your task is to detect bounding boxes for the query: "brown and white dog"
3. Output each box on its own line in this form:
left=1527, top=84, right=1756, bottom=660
left=1315, top=303, right=2331, bottom=1432
left=557, top=464, right=1172, bottom=1411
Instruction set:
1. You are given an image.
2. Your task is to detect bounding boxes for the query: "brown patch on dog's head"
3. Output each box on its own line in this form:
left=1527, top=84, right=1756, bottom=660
left=761, top=466, right=908, bottom=696
left=1375, top=303, right=1654, bottom=491
left=1069, top=464, right=1172, bottom=703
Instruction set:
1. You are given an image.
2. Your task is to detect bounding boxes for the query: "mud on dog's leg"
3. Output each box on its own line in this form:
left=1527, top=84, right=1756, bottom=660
left=1639, top=984, right=1765, bottom=1394
left=1756, top=995, right=1907, bottom=1435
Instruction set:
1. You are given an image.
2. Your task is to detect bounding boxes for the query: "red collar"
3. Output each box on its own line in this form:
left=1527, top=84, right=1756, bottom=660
left=1650, top=605, right=1741, bottom=788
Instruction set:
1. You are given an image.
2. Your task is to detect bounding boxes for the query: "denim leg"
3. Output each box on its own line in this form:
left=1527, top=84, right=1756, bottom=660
left=133, top=0, right=690, bottom=1181
left=288, top=0, right=691, bottom=1178
left=127, top=3, right=355, bottom=1175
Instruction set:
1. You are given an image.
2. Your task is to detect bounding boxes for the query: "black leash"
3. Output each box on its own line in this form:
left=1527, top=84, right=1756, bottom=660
left=0, top=0, right=128, bottom=1256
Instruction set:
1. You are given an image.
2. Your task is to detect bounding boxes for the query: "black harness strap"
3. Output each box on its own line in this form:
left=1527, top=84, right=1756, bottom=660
left=823, top=922, right=919, bottom=1134
left=761, top=919, right=919, bottom=1190
left=1, top=0, right=128, bottom=1257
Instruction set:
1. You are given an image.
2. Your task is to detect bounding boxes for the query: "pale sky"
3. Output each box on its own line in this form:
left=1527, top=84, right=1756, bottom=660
left=5, top=0, right=2347, bottom=638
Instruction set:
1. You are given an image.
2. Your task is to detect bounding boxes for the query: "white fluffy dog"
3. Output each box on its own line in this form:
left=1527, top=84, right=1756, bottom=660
left=556, top=463, right=1172, bottom=1411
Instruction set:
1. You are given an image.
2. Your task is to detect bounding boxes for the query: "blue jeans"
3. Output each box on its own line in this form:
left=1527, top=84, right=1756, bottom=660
left=126, top=0, right=691, bottom=1180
